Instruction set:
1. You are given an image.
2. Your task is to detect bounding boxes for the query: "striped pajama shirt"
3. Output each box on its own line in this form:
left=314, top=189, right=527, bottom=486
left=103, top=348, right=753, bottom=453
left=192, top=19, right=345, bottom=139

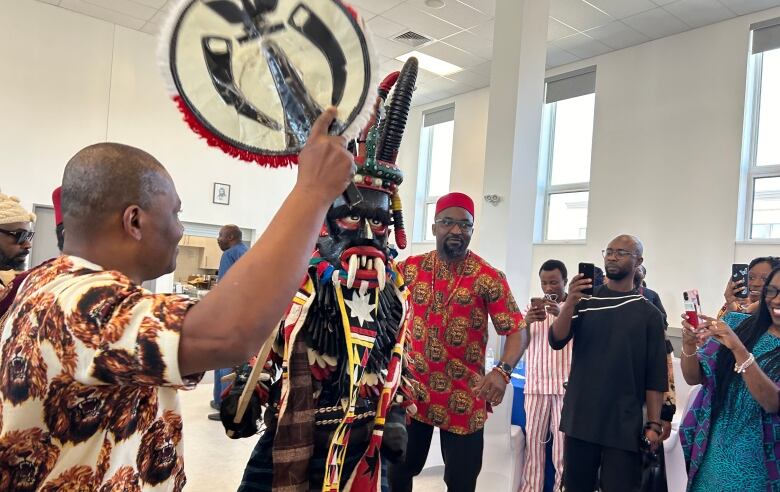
left=520, top=309, right=571, bottom=492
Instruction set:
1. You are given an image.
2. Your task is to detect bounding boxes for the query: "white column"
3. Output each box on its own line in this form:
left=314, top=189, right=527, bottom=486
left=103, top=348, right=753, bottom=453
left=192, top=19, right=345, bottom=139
left=477, top=7, right=550, bottom=486
left=479, top=0, right=549, bottom=307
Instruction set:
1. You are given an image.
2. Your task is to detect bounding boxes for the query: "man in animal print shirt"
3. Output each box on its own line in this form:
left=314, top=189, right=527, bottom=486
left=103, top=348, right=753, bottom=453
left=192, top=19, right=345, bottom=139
left=0, top=109, right=354, bottom=491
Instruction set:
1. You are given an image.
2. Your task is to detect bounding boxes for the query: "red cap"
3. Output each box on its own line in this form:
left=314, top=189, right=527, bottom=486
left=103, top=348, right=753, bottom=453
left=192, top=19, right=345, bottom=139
left=52, top=187, right=63, bottom=225
left=435, top=192, right=474, bottom=217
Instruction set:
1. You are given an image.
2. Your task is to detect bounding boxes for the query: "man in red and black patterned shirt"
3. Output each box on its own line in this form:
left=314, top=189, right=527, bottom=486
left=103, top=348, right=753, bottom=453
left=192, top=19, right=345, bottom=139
left=388, top=192, right=528, bottom=492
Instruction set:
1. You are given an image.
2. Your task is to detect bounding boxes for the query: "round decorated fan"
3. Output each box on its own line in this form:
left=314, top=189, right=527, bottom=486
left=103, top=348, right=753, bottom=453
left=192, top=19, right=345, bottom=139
left=158, top=0, right=377, bottom=167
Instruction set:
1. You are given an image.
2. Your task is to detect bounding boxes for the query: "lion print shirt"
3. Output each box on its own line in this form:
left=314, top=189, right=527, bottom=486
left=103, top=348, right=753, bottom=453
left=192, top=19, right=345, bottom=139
left=400, top=251, right=525, bottom=435
left=0, top=255, right=201, bottom=491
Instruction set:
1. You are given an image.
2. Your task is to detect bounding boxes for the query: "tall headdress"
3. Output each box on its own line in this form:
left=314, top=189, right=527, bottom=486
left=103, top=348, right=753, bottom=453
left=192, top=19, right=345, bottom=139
left=158, top=0, right=378, bottom=169
left=351, top=57, right=418, bottom=249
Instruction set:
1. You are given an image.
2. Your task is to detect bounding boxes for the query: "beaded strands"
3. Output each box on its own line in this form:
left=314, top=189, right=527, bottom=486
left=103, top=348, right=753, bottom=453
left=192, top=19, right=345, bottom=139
left=425, top=252, right=470, bottom=335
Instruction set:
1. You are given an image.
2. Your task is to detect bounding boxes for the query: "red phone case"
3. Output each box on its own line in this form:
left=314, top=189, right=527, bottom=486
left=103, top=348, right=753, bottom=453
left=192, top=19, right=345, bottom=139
left=683, top=289, right=702, bottom=328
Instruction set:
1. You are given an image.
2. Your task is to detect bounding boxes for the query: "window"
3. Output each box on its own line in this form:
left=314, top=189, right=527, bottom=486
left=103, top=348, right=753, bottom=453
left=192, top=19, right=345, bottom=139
left=416, top=106, right=455, bottom=242
left=742, top=19, right=780, bottom=240
left=537, top=67, right=596, bottom=241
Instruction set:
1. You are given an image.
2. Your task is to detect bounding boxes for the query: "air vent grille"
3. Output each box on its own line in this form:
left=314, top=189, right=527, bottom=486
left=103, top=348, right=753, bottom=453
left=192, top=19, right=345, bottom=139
left=394, top=31, right=432, bottom=47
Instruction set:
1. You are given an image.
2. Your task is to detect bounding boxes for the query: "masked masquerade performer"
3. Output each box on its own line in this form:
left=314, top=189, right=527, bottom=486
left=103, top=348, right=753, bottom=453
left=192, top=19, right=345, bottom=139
left=217, top=60, right=419, bottom=492
left=159, top=1, right=415, bottom=489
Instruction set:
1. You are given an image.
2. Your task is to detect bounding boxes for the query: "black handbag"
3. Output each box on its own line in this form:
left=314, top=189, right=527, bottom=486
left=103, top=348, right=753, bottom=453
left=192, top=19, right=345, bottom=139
left=639, top=436, right=668, bottom=492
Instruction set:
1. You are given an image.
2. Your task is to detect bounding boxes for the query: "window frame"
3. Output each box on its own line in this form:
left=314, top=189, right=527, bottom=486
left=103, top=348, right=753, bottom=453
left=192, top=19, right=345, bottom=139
left=536, top=96, right=593, bottom=244
left=740, top=49, right=780, bottom=242
left=414, top=105, right=455, bottom=243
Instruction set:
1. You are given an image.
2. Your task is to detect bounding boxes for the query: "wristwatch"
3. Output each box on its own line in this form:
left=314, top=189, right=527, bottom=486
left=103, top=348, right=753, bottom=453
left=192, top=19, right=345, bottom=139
left=496, top=361, right=513, bottom=374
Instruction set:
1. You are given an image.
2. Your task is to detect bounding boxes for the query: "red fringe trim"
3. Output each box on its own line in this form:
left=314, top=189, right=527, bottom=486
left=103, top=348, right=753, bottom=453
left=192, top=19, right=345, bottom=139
left=173, top=96, right=298, bottom=168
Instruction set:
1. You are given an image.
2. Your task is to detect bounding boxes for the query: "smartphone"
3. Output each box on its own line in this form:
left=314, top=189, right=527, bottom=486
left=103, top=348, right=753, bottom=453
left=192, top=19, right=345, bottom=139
left=578, top=262, right=595, bottom=296
left=732, top=263, right=749, bottom=299
left=530, top=297, right=544, bottom=309
left=683, top=289, right=702, bottom=329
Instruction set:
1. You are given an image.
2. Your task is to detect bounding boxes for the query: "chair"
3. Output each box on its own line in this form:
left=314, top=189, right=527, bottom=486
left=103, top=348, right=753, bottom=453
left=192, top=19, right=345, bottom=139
left=476, top=382, right=525, bottom=492
left=671, top=357, right=694, bottom=429
left=664, top=367, right=702, bottom=492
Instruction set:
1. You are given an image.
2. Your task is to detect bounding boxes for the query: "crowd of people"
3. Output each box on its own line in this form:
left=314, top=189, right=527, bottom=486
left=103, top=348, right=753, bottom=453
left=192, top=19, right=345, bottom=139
left=1, top=124, right=779, bottom=491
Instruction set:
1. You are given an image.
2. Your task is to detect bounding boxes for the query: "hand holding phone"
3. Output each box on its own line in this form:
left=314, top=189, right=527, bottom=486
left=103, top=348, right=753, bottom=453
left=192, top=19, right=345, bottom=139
left=683, top=289, right=703, bottom=329
left=731, top=264, right=749, bottom=299
left=526, top=298, right=546, bottom=322
left=578, top=263, right=595, bottom=296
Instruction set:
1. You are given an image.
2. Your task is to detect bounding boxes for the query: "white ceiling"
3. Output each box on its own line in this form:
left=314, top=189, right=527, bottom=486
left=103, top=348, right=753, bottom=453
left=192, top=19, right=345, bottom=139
left=35, top=0, right=780, bottom=106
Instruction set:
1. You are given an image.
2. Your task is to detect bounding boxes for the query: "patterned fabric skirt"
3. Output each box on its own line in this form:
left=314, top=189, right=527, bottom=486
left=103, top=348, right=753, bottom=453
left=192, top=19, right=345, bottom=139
left=238, top=422, right=389, bottom=492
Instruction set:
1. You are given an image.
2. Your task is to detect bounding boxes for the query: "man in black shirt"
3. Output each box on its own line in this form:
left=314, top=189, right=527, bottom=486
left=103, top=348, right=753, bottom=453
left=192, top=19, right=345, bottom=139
left=549, top=235, right=667, bottom=492
left=635, top=265, right=667, bottom=322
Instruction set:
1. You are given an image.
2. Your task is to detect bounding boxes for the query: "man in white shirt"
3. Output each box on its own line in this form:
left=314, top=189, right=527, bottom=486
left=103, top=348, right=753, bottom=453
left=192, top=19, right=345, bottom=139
left=520, top=259, right=571, bottom=492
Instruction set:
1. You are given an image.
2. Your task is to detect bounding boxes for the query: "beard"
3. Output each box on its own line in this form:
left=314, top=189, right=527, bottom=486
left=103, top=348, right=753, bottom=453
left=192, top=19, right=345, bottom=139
left=441, top=236, right=468, bottom=260
left=0, top=250, right=27, bottom=270
left=605, top=268, right=630, bottom=281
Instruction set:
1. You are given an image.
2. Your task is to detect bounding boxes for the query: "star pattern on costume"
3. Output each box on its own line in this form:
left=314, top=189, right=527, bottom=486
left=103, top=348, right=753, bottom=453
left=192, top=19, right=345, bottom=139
left=344, top=290, right=376, bottom=327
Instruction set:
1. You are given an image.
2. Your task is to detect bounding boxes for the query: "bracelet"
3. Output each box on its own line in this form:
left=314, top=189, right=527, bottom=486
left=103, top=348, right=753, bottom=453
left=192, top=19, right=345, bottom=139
left=491, top=367, right=510, bottom=384
left=493, top=366, right=510, bottom=383
left=644, top=421, right=663, bottom=434
left=681, top=345, right=697, bottom=357
left=734, top=353, right=756, bottom=373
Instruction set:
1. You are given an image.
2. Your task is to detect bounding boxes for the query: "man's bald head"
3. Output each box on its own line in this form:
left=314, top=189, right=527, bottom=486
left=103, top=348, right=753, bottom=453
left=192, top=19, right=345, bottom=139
left=604, top=234, right=644, bottom=284
left=611, top=234, right=644, bottom=256
left=60, top=143, right=184, bottom=283
left=62, top=143, right=172, bottom=228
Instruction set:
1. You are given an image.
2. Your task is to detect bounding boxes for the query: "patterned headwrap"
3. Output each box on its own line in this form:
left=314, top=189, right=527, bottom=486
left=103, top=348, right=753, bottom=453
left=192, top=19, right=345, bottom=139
left=0, top=193, right=35, bottom=225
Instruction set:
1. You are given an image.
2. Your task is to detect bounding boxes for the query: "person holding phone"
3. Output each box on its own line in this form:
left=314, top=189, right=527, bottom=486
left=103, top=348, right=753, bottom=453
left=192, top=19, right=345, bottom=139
left=679, top=267, right=780, bottom=491
left=719, top=257, right=780, bottom=327
left=549, top=235, right=668, bottom=492
left=520, top=259, right=571, bottom=492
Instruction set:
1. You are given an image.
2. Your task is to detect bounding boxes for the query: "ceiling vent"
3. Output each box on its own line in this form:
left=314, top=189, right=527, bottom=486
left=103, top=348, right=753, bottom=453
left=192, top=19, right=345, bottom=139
left=394, top=31, right=433, bottom=48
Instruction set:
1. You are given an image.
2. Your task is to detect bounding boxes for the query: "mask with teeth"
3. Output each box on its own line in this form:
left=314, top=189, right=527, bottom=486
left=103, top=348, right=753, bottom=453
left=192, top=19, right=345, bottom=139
left=318, top=190, right=391, bottom=290
left=316, top=58, right=418, bottom=290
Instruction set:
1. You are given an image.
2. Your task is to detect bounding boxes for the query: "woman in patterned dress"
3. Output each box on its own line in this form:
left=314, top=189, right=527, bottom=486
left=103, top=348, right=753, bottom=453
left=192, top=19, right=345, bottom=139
left=679, top=267, right=780, bottom=491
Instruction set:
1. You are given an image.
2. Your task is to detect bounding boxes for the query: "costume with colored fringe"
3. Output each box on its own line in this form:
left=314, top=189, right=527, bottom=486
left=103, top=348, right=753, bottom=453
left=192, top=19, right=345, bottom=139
left=220, top=58, right=420, bottom=492
left=157, top=1, right=420, bottom=487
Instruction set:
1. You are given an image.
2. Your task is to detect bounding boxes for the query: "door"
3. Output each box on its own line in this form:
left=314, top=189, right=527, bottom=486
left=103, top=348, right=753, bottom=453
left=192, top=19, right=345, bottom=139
left=30, top=205, right=59, bottom=268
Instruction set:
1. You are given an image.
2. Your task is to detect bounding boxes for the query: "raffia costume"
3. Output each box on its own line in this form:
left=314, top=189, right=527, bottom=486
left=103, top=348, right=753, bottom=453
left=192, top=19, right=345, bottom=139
left=220, top=60, right=419, bottom=492
left=157, top=1, right=418, bottom=488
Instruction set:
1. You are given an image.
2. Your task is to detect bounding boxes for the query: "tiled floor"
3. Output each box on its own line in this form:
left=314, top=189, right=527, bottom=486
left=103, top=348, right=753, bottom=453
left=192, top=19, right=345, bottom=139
left=180, top=383, right=256, bottom=492
left=182, top=383, right=447, bottom=491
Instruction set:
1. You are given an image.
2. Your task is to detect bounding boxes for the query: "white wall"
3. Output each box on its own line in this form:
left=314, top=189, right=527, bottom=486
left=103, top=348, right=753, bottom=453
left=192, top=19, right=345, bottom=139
left=4, top=1, right=779, bottom=315
left=396, top=7, right=780, bottom=324
left=397, top=87, right=491, bottom=257
left=0, top=0, right=296, bottom=242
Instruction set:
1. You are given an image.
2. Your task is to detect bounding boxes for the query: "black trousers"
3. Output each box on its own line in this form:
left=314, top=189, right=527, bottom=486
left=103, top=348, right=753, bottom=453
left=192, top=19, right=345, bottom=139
left=387, top=418, right=484, bottom=492
left=562, top=435, right=642, bottom=492
left=563, top=436, right=642, bottom=492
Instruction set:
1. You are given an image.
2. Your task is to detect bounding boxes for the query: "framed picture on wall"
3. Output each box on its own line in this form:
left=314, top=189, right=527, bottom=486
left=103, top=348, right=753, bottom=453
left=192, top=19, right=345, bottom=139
left=213, top=183, right=230, bottom=205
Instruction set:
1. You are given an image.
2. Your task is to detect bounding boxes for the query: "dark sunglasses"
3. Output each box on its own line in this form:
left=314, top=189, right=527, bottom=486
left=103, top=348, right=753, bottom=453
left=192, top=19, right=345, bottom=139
left=0, top=229, right=35, bottom=244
